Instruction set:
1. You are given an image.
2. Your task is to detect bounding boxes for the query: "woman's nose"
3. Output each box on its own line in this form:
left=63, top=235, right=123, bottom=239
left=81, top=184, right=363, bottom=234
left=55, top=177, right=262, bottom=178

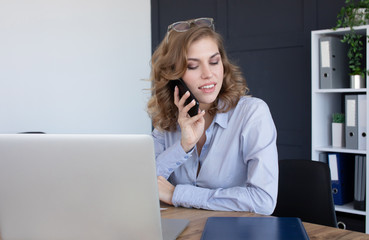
left=201, top=64, right=213, bottom=79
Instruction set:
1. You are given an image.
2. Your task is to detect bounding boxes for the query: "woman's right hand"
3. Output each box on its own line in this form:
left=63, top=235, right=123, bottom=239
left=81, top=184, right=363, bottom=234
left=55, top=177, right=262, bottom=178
left=174, top=86, right=206, bottom=152
left=157, top=176, right=175, bottom=205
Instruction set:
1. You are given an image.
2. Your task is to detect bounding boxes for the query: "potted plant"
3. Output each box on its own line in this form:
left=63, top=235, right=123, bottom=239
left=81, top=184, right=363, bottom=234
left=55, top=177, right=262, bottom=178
left=336, top=0, right=369, bottom=28
left=334, top=0, right=369, bottom=88
left=332, top=113, right=345, bottom=148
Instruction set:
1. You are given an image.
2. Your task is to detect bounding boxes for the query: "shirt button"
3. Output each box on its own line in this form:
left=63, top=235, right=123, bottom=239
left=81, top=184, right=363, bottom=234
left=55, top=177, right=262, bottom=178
left=176, top=161, right=181, bottom=165
left=184, top=155, right=189, bottom=159
left=168, top=168, right=173, bottom=171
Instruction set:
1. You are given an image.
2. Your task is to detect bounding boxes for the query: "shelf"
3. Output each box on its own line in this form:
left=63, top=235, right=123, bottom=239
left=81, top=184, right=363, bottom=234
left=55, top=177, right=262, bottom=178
left=335, top=202, right=367, bottom=216
left=314, top=146, right=367, bottom=155
left=314, top=88, right=367, bottom=93
left=313, top=25, right=368, bottom=35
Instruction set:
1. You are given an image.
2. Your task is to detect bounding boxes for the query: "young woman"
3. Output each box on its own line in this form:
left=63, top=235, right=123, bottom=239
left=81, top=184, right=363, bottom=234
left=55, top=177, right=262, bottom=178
left=147, top=18, right=278, bottom=215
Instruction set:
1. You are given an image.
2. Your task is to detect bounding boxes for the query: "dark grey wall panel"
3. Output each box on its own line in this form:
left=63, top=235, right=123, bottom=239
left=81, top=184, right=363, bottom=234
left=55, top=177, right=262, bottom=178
left=227, top=0, right=304, bottom=39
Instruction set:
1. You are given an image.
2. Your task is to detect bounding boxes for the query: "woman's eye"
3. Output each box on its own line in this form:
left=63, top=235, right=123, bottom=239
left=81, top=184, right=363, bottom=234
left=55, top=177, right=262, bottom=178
left=187, top=65, right=198, bottom=70
left=210, top=61, right=219, bottom=65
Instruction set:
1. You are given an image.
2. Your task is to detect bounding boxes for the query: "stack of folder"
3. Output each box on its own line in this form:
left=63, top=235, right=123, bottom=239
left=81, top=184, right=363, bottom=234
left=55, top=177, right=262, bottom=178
left=345, top=94, right=367, bottom=150
left=328, top=152, right=367, bottom=209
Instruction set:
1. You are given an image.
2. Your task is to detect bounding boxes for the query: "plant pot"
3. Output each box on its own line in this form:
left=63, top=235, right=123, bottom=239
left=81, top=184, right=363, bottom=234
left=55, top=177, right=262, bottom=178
left=352, top=8, right=369, bottom=26
left=350, top=74, right=365, bottom=89
left=332, top=122, right=345, bottom=148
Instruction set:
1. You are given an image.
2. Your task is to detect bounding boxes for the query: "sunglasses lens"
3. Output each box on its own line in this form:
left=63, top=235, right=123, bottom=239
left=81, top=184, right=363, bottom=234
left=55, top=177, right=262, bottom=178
left=172, top=22, right=190, bottom=32
left=194, top=18, right=212, bottom=27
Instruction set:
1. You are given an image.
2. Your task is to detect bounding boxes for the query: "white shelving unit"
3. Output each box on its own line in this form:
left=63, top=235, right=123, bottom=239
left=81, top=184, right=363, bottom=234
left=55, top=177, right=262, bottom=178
left=312, top=26, right=369, bottom=233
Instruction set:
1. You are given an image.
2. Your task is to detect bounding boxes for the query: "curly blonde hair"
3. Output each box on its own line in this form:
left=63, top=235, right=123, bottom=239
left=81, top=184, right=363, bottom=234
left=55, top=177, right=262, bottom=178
left=147, top=25, right=248, bottom=131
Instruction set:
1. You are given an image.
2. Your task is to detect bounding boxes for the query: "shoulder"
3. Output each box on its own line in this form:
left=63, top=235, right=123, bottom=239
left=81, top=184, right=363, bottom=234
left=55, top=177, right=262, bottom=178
left=225, top=96, right=274, bottom=128
left=235, top=96, right=271, bottom=115
left=152, top=126, right=181, bottom=143
left=235, top=97, right=277, bottom=139
left=238, top=96, right=267, bottom=106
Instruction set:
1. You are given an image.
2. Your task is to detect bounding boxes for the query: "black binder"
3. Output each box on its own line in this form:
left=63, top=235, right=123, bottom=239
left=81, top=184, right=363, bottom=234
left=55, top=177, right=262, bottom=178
left=200, top=217, right=309, bottom=240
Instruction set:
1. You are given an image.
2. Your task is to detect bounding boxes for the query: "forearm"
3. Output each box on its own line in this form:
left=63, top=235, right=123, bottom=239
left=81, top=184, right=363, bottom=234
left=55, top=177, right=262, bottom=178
left=172, top=184, right=276, bottom=215
left=155, top=140, right=194, bottom=178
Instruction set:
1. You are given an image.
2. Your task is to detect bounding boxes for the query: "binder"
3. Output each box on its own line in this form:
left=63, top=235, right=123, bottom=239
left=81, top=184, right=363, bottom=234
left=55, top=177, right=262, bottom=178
left=319, top=36, right=349, bottom=89
left=358, top=95, right=367, bottom=150
left=200, top=217, right=309, bottom=240
left=354, top=155, right=366, bottom=211
left=345, top=95, right=359, bottom=149
left=328, top=153, right=355, bottom=205
left=345, top=94, right=366, bottom=150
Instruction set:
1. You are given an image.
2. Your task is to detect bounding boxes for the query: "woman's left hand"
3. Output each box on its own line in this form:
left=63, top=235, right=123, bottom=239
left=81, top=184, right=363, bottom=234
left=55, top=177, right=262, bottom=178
left=157, top=176, right=175, bottom=205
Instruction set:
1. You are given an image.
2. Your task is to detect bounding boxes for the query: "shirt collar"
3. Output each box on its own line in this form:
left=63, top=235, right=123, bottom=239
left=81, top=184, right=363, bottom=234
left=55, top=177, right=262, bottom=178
left=213, top=111, right=228, bottom=129
left=211, top=99, right=230, bottom=129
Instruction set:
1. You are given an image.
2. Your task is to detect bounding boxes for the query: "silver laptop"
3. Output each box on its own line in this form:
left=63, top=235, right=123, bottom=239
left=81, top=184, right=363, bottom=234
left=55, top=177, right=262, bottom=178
left=0, top=134, right=188, bottom=240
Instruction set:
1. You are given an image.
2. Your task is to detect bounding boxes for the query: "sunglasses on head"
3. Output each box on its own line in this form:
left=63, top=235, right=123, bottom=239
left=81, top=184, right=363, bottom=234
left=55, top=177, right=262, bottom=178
left=167, top=18, right=214, bottom=33
left=166, top=18, right=214, bottom=43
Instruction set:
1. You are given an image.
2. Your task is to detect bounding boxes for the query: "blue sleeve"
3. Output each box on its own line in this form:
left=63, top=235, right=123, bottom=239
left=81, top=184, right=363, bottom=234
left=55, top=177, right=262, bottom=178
left=152, top=129, right=194, bottom=179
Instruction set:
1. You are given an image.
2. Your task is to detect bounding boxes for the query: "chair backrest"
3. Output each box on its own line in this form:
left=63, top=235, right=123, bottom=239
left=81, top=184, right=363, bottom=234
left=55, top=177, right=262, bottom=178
left=272, top=159, right=337, bottom=228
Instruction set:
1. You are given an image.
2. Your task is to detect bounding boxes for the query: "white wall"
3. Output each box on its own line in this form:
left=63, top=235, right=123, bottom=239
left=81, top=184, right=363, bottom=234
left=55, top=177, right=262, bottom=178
left=0, top=0, right=152, bottom=134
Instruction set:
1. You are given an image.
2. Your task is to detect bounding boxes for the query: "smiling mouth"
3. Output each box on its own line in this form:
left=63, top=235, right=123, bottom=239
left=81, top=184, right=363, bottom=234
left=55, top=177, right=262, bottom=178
left=199, top=84, right=215, bottom=89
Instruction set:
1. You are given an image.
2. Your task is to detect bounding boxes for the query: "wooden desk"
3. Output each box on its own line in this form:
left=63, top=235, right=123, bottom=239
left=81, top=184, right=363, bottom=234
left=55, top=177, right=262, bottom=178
left=160, top=205, right=369, bottom=240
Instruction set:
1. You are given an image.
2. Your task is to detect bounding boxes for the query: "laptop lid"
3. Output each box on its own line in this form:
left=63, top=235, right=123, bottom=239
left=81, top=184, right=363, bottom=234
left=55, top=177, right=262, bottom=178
left=0, top=134, right=163, bottom=240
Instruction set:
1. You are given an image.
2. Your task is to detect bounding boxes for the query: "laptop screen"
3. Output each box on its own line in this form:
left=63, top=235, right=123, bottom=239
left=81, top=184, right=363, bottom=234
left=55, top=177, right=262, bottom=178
left=0, top=134, right=163, bottom=240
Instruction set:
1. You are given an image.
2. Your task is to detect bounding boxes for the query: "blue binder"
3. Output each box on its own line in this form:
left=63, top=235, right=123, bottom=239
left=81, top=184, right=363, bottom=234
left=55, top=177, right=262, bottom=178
left=200, top=217, right=309, bottom=240
left=328, top=153, right=355, bottom=205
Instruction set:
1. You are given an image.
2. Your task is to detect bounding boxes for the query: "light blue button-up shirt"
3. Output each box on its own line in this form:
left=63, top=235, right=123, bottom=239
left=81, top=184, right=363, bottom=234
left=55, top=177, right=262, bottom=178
left=153, top=96, right=278, bottom=215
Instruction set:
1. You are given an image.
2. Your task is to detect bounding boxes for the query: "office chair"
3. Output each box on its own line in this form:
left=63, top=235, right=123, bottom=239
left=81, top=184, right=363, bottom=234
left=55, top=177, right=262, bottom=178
left=272, top=159, right=338, bottom=228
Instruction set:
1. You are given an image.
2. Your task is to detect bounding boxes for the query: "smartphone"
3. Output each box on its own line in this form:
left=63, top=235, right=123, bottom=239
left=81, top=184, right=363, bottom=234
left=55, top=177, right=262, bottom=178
left=172, top=78, right=199, bottom=117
